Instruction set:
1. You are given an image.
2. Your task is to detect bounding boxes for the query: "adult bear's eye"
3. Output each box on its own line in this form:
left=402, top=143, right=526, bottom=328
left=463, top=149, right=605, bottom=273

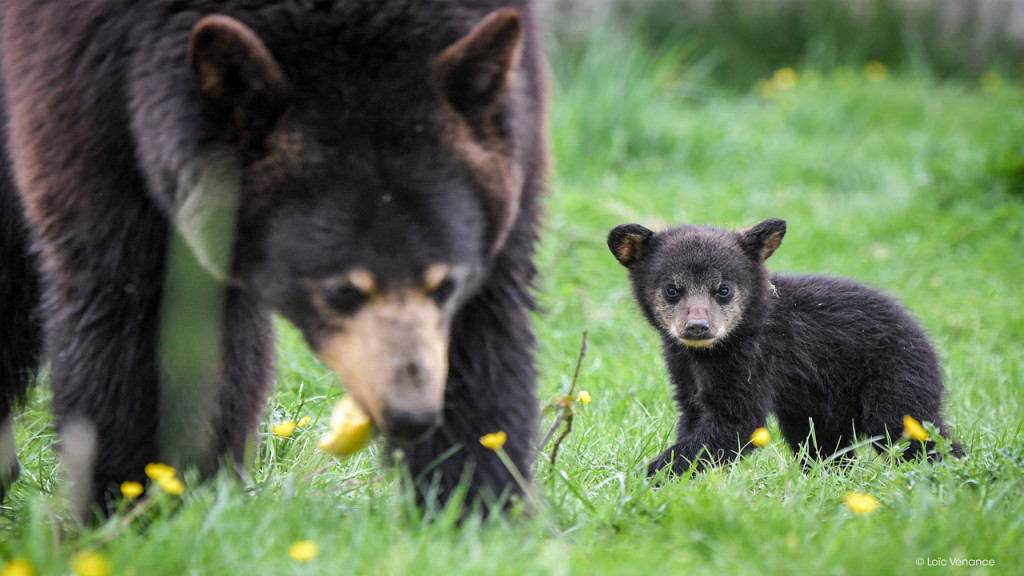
left=324, top=282, right=368, bottom=315
left=430, top=276, right=458, bottom=306
left=663, top=283, right=682, bottom=303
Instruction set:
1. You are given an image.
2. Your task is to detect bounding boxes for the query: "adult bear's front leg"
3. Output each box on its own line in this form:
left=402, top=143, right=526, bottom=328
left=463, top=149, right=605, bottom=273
left=39, top=213, right=171, bottom=517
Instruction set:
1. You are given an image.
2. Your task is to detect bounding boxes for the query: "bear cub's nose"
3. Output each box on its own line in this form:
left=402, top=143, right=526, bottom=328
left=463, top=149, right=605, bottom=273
left=683, top=319, right=712, bottom=339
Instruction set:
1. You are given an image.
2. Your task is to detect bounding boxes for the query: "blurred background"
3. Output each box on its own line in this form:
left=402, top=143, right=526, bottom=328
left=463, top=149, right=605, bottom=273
left=540, top=0, right=1024, bottom=84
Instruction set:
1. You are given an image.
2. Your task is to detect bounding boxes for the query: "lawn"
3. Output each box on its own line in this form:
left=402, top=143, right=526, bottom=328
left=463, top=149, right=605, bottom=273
left=3, top=19, right=1024, bottom=576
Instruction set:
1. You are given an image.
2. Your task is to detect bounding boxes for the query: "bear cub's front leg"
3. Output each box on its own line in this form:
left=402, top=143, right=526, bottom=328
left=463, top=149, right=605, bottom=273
left=646, top=365, right=772, bottom=477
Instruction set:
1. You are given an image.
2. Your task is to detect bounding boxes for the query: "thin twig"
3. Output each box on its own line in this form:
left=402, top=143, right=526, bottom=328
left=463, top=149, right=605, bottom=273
left=538, top=331, right=588, bottom=465
left=548, top=413, right=574, bottom=464
left=567, top=330, right=588, bottom=397
left=537, top=406, right=566, bottom=453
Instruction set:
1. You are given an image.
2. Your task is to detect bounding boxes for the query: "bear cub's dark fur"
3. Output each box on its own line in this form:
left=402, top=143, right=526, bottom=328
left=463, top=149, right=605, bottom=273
left=608, top=218, right=962, bottom=477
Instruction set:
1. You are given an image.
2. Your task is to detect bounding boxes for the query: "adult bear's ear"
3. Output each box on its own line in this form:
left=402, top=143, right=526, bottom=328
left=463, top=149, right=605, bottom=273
left=738, top=218, right=787, bottom=262
left=608, top=224, right=655, bottom=268
left=188, top=15, right=289, bottom=142
left=433, top=8, right=522, bottom=122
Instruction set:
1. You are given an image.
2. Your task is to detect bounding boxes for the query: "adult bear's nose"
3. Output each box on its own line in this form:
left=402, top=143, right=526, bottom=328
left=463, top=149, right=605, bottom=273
left=382, top=408, right=444, bottom=443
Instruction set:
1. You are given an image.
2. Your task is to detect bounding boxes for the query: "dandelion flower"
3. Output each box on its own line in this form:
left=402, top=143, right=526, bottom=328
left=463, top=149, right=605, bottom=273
left=144, top=462, right=176, bottom=482
left=297, top=416, right=312, bottom=427
left=317, top=395, right=374, bottom=458
left=479, top=431, right=507, bottom=451
left=70, top=551, right=111, bottom=576
left=903, top=414, right=929, bottom=442
left=120, top=481, right=144, bottom=499
left=578, top=390, right=592, bottom=405
left=844, top=491, right=879, bottom=515
left=288, top=540, right=320, bottom=563
left=757, top=79, right=776, bottom=100
left=156, top=476, right=185, bottom=496
left=1, top=558, right=35, bottom=576
left=863, top=61, right=889, bottom=82
left=750, top=427, right=771, bottom=447
left=772, top=67, right=798, bottom=90
left=981, top=71, right=1002, bottom=93
left=272, top=421, right=297, bottom=438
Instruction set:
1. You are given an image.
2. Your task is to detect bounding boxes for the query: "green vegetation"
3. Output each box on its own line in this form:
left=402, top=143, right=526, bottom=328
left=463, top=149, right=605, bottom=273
left=3, top=12, right=1024, bottom=575
left=619, top=0, right=1024, bottom=87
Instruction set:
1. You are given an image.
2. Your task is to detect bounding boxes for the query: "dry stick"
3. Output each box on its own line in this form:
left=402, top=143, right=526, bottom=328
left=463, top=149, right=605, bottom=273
left=537, top=331, right=588, bottom=465
left=547, top=412, right=574, bottom=465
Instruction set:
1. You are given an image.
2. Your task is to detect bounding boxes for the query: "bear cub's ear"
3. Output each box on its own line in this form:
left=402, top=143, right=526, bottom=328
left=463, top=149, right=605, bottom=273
left=738, top=218, right=787, bottom=262
left=608, top=224, right=655, bottom=268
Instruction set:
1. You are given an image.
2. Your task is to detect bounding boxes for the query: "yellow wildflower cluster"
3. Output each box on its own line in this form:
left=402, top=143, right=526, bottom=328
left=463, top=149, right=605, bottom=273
left=479, top=430, right=507, bottom=451
left=273, top=415, right=313, bottom=438
left=902, top=414, right=929, bottom=442
left=981, top=71, right=1002, bottom=93
left=288, top=541, right=320, bottom=563
left=272, top=421, right=298, bottom=438
left=863, top=61, right=889, bottom=82
left=144, top=462, right=185, bottom=495
left=120, top=480, right=144, bottom=499
left=759, top=67, right=798, bottom=99
left=317, top=395, right=375, bottom=458
left=844, top=491, right=879, bottom=515
left=749, top=427, right=771, bottom=447
left=577, top=390, right=592, bottom=405
left=0, top=558, right=35, bottom=576
left=69, top=551, right=111, bottom=576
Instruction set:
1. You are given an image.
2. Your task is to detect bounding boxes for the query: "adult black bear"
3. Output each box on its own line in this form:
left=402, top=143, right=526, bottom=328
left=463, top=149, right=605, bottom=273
left=0, top=0, right=547, bottom=516
left=607, top=219, right=962, bottom=477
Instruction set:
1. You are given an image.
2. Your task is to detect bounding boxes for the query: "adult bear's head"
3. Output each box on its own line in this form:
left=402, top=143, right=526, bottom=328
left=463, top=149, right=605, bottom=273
left=181, top=7, right=527, bottom=442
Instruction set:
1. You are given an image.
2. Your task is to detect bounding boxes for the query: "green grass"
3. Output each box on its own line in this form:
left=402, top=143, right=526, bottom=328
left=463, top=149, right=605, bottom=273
left=4, top=25, right=1024, bottom=575
left=619, top=0, right=1024, bottom=86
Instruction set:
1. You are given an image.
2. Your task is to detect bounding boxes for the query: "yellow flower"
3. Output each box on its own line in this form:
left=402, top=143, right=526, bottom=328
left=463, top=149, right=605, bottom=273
left=479, top=431, right=507, bottom=451
left=750, top=427, right=771, bottom=447
left=70, top=551, right=111, bottom=576
left=981, top=71, right=1002, bottom=93
left=144, top=462, right=176, bottom=481
left=863, top=61, right=889, bottom=82
left=156, top=476, right=185, bottom=496
left=772, top=67, right=798, bottom=90
left=903, top=414, right=929, bottom=442
left=297, top=416, right=312, bottom=427
left=1, top=558, right=35, bottom=576
left=577, top=390, right=592, bottom=405
left=317, top=396, right=374, bottom=458
left=844, top=491, right=879, bottom=515
left=288, top=540, right=320, bottom=563
left=272, top=421, right=297, bottom=438
left=120, top=481, right=144, bottom=499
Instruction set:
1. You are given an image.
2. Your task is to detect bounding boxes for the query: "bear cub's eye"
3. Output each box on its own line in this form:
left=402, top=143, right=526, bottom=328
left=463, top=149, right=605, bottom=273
left=715, top=284, right=733, bottom=302
left=324, top=283, right=368, bottom=315
left=663, top=283, right=682, bottom=303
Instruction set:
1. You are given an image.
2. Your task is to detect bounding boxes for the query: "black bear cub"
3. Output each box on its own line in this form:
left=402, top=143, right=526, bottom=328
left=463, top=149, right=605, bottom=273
left=607, top=218, right=962, bottom=477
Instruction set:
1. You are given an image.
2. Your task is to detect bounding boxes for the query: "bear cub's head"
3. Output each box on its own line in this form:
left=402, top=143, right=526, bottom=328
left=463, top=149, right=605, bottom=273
left=608, top=219, right=786, bottom=349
